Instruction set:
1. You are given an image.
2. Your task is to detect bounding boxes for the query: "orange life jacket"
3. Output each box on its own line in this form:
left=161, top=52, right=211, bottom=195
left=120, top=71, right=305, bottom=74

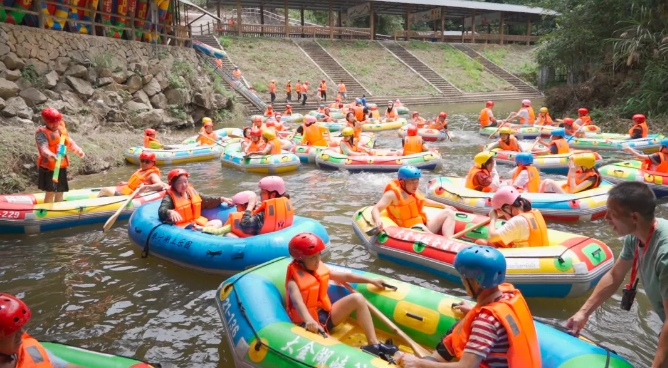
left=512, top=165, right=540, bottom=193
left=268, top=137, right=282, bottom=155
left=285, top=260, right=332, bottom=326
left=227, top=197, right=295, bottom=238
left=197, top=131, right=217, bottom=146
left=16, top=333, right=53, bottom=368
left=429, top=119, right=447, bottom=130
left=269, top=82, right=276, bottom=93
left=643, top=152, right=668, bottom=173
left=338, top=83, right=346, bottom=93
left=295, top=83, right=301, bottom=93
left=562, top=169, right=601, bottom=194
left=403, top=136, right=424, bottom=156
left=413, top=117, right=426, bottom=129
left=580, top=115, right=592, bottom=126
left=518, top=209, right=549, bottom=247
left=386, top=108, right=397, bottom=119
left=354, top=106, right=365, bottom=121
left=117, top=166, right=160, bottom=195
left=233, top=70, right=241, bottom=79
left=384, top=179, right=427, bottom=228
left=536, top=113, right=553, bottom=126
left=443, top=284, right=541, bottom=368
left=479, top=108, right=493, bottom=127
left=143, top=135, right=161, bottom=148
left=629, top=122, right=648, bottom=138
left=284, top=108, right=293, bottom=116
left=35, top=126, right=69, bottom=170
left=246, top=140, right=266, bottom=153
left=264, top=109, right=274, bottom=117
left=302, top=124, right=328, bottom=147
left=519, top=107, right=534, bottom=125
left=564, top=123, right=583, bottom=137
left=320, top=82, right=326, bottom=92
left=285, top=83, right=291, bottom=93
left=550, top=138, right=570, bottom=154
left=342, top=140, right=359, bottom=153
left=167, top=185, right=208, bottom=227
left=465, top=166, right=494, bottom=192
left=498, top=136, right=520, bottom=152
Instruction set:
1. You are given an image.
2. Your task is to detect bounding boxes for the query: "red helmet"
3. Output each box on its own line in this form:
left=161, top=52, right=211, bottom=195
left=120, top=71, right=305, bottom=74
left=265, top=120, right=276, bottom=127
left=289, top=233, right=326, bottom=260
left=578, top=108, right=588, bottom=116
left=41, top=107, right=62, bottom=123
left=139, top=151, right=156, bottom=162
left=144, top=128, right=156, bottom=136
left=0, top=293, right=31, bottom=339
left=412, top=111, right=419, bottom=116
left=407, top=125, right=418, bottom=136
left=321, top=79, right=325, bottom=82
left=562, top=118, right=574, bottom=125
left=167, top=169, right=189, bottom=184
left=633, top=114, right=646, bottom=123
left=250, top=128, right=262, bottom=137
left=286, top=105, right=292, bottom=109
left=486, top=101, right=494, bottom=107
left=439, top=112, right=447, bottom=118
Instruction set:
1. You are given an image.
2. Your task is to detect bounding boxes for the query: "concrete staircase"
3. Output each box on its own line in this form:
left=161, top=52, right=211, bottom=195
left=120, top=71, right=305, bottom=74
left=451, top=44, right=540, bottom=95
left=379, top=40, right=461, bottom=97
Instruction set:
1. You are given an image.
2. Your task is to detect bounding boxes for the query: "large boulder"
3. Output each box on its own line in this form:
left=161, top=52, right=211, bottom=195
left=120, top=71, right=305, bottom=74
left=2, top=97, right=32, bottom=119
left=66, top=76, right=94, bottom=98
left=0, top=78, right=19, bottom=99
left=132, top=90, right=151, bottom=106
left=53, top=81, right=73, bottom=93
left=53, top=57, right=71, bottom=74
left=123, top=100, right=150, bottom=112
left=60, top=91, right=84, bottom=114
left=112, top=70, right=130, bottom=84
left=2, top=52, right=24, bottom=70
left=43, top=70, right=59, bottom=89
left=0, top=69, right=20, bottom=81
left=65, top=64, right=89, bottom=79
left=142, top=77, right=161, bottom=97
left=90, top=90, right=123, bottom=108
left=15, top=77, right=32, bottom=91
left=193, top=87, right=214, bottom=110
left=149, top=93, right=168, bottom=109
left=97, top=77, right=113, bottom=87
left=125, top=75, right=143, bottom=94
left=19, top=87, right=47, bottom=106
left=164, top=88, right=189, bottom=105
left=131, top=109, right=168, bottom=127
left=0, top=44, right=9, bottom=58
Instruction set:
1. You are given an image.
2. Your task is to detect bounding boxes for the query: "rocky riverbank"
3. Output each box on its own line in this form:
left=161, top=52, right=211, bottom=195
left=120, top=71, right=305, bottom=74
left=0, top=23, right=244, bottom=194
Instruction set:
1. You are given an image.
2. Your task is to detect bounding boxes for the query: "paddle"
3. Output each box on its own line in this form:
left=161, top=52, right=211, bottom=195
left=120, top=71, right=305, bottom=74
left=567, top=124, right=586, bottom=142
left=102, top=187, right=142, bottom=232
left=450, top=218, right=492, bottom=239
left=488, top=114, right=513, bottom=139
left=340, top=281, right=431, bottom=358
left=52, top=135, right=67, bottom=183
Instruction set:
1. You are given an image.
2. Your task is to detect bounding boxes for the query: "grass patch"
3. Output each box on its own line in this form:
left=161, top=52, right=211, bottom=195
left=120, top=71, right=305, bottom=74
left=220, top=37, right=326, bottom=102
left=402, top=42, right=513, bottom=93
left=470, top=44, right=538, bottom=86
left=318, top=40, right=438, bottom=96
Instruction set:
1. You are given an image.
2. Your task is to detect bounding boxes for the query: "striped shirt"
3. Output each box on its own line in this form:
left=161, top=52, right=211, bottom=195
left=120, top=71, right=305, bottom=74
left=463, top=293, right=511, bottom=368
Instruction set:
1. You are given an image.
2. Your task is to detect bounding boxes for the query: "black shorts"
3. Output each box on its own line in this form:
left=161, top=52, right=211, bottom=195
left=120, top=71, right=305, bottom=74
left=318, top=309, right=335, bottom=333
left=37, top=166, right=69, bottom=193
left=434, top=322, right=459, bottom=361
left=487, top=121, right=498, bottom=128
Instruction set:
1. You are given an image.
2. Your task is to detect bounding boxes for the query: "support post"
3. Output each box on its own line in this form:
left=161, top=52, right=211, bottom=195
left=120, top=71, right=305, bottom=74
left=328, top=0, right=333, bottom=39
left=499, top=11, right=504, bottom=44
left=440, top=6, right=444, bottom=42
left=405, top=4, right=410, bottom=40
left=471, top=9, right=476, bottom=43
left=300, top=7, right=304, bottom=38
left=260, top=3, right=264, bottom=36
left=461, top=17, right=465, bottom=42
left=526, top=17, right=531, bottom=45
left=35, top=0, right=44, bottom=29
left=284, top=0, right=289, bottom=38
left=217, top=1, right=221, bottom=34
left=236, top=0, right=241, bottom=36
left=337, top=10, right=341, bottom=27
left=369, top=1, right=374, bottom=40
left=88, top=0, right=96, bottom=36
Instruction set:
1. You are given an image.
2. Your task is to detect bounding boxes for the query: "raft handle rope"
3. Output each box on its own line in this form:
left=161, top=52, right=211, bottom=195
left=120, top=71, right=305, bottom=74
left=43, top=341, right=163, bottom=367
left=432, top=184, right=607, bottom=204
left=0, top=190, right=165, bottom=214
left=405, top=312, right=424, bottom=322
left=141, top=223, right=164, bottom=258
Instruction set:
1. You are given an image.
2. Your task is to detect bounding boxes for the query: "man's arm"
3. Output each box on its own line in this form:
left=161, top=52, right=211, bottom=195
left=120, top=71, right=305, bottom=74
left=371, top=191, right=395, bottom=230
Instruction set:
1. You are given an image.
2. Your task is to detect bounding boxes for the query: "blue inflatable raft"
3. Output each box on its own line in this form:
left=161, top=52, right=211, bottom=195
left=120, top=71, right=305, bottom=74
left=127, top=201, right=330, bottom=275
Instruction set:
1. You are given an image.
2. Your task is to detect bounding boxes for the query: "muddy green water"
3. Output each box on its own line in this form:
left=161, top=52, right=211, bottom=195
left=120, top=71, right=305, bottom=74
left=0, top=100, right=659, bottom=367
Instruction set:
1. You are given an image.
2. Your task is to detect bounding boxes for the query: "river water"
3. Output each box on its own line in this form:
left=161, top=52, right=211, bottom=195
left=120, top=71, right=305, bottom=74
left=0, top=100, right=658, bottom=367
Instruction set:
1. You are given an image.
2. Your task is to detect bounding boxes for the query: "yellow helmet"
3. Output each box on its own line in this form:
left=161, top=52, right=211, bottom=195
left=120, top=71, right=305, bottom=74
left=572, top=153, right=597, bottom=169
left=539, top=107, right=548, bottom=113
left=262, top=129, right=276, bottom=140
left=499, top=127, right=512, bottom=135
left=342, top=127, right=354, bottom=137
left=474, top=151, right=495, bottom=168
left=202, top=117, right=212, bottom=124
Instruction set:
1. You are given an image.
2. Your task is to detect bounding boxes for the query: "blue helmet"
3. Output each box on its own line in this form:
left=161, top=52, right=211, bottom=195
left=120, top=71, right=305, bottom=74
left=454, top=245, right=506, bottom=289
left=398, top=166, right=421, bottom=181
left=355, top=98, right=362, bottom=104
left=660, top=138, right=668, bottom=149
left=551, top=128, right=566, bottom=138
left=319, top=104, right=325, bottom=108
left=515, top=152, right=534, bottom=166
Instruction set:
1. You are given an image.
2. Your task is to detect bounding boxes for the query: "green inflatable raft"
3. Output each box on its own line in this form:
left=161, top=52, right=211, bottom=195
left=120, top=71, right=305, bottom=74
left=41, top=341, right=158, bottom=367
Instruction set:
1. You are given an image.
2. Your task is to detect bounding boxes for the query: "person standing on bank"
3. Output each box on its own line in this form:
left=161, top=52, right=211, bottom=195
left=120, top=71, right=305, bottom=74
left=566, top=181, right=668, bottom=366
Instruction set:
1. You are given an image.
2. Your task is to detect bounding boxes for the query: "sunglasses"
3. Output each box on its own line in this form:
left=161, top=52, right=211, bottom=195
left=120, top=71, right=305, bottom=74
left=140, top=159, right=153, bottom=164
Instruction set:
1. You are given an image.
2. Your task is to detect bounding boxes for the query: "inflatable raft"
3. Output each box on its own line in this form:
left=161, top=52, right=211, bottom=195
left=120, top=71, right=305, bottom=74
left=128, top=201, right=330, bottom=275
left=353, top=206, right=615, bottom=298
left=308, top=110, right=345, bottom=121
left=362, top=118, right=406, bottom=132
left=568, top=134, right=664, bottom=152
left=0, top=188, right=165, bottom=234
left=125, top=144, right=224, bottom=165
left=220, top=141, right=301, bottom=174
left=182, top=127, right=244, bottom=145
left=42, top=341, right=158, bottom=367
left=397, top=124, right=451, bottom=141
left=600, top=160, right=668, bottom=197
left=315, top=149, right=442, bottom=173
left=289, top=133, right=375, bottom=164
left=425, top=177, right=611, bottom=222
left=486, top=141, right=603, bottom=175
left=479, top=124, right=601, bottom=140
left=279, top=113, right=304, bottom=124
left=216, top=257, right=631, bottom=368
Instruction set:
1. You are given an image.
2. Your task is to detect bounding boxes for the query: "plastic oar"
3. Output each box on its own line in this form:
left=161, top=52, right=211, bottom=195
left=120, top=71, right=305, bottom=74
left=340, top=281, right=431, bottom=358
left=567, top=124, right=586, bottom=142
left=488, top=113, right=514, bottom=139
left=102, top=187, right=142, bottom=232
left=451, top=218, right=491, bottom=239
left=51, top=135, right=67, bottom=183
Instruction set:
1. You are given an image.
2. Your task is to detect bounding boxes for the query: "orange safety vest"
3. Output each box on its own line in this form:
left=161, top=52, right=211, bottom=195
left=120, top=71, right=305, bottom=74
left=16, top=333, right=53, bottom=368
left=479, top=108, right=493, bottom=127
left=197, top=131, right=217, bottom=146
left=268, top=82, right=276, bottom=93
left=580, top=115, right=592, bottom=126
left=511, top=165, right=540, bottom=193
left=564, top=123, right=583, bottom=137
left=386, top=108, right=397, bottom=119
left=284, top=108, right=293, bottom=116
left=550, top=139, right=570, bottom=154
left=519, top=107, right=534, bottom=125
left=518, top=209, right=549, bottom=247
left=429, top=119, right=447, bottom=130
left=144, top=135, right=161, bottom=148
left=629, top=122, right=648, bottom=138
left=233, top=70, right=241, bottom=79
left=413, top=117, right=426, bottom=129
left=264, top=108, right=274, bottom=117
left=498, top=136, right=520, bottom=152
left=302, top=124, right=328, bottom=147
left=295, top=83, right=301, bottom=93
left=338, top=83, right=346, bottom=93
left=342, top=140, right=359, bottom=153
left=268, top=137, right=282, bottom=155
left=320, top=82, right=326, bottom=92
left=465, top=166, right=494, bottom=192
left=117, top=166, right=160, bottom=195
left=285, top=83, right=291, bottom=93
left=354, top=106, right=365, bottom=122
left=403, top=136, right=424, bottom=156
left=536, top=114, right=553, bottom=126
left=643, top=152, right=668, bottom=173
left=443, top=284, right=541, bottom=368
left=285, top=260, right=332, bottom=326
left=246, top=140, right=266, bottom=153
left=36, top=126, right=69, bottom=170
left=167, top=185, right=208, bottom=227
left=562, top=169, right=601, bottom=194
left=227, top=197, right=295, bottom=238
left=384, top=179, right=427, bottom=228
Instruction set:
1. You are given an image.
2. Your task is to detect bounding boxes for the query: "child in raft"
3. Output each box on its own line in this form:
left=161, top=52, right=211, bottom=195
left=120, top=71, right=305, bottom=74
left=540, top=153, right=602, bottom=194
left=285, top=232, right=400, bottom=360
